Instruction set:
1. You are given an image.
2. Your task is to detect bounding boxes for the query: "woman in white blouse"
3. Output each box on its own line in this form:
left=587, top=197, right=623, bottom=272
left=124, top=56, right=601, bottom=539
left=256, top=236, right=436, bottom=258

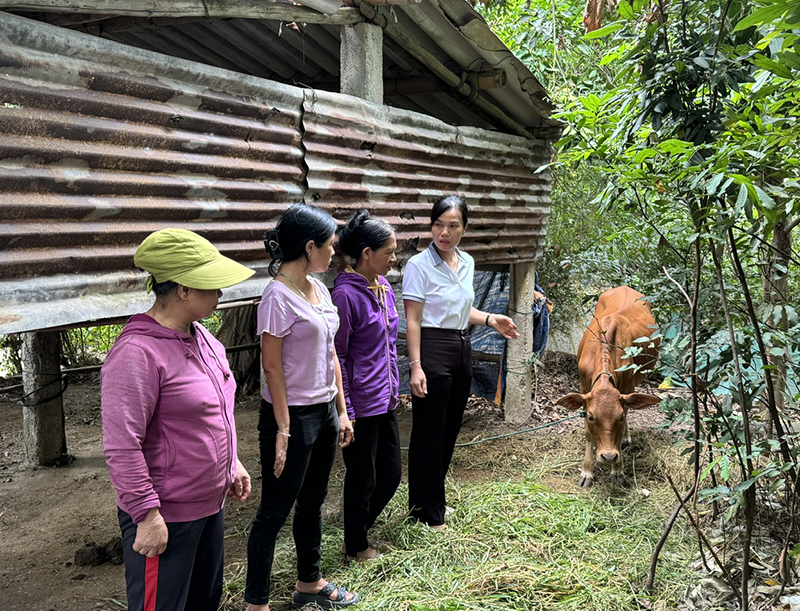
left=402, top=195, right=519, bottom=529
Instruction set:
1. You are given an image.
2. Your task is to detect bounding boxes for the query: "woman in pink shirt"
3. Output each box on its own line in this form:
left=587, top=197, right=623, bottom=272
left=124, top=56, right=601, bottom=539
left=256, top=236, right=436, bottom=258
left=102, top=228, right=254, bottom=611
left=245, top=204, right=358, bottom=611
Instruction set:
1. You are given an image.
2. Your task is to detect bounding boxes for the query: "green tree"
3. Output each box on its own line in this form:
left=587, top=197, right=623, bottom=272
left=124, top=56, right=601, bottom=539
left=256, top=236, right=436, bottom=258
left=550, top=0, right=800, bottom=605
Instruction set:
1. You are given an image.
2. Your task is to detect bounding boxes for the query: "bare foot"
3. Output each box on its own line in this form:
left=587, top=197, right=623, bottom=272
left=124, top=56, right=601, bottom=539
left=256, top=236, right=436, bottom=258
left=430, top=523, right=447, bottom=531
left=355, top=546, right=380, bottom=561
left=246, top=605, right=269, bottom=611
left=340, top=542, right=381, bottom=561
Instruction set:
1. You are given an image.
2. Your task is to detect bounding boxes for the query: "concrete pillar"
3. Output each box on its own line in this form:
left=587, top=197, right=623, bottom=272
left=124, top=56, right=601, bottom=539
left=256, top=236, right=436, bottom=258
left=21, top=330, right=69, bottom=466
left=504, top=262, right=536, bottom=424
left=340, top=22, right=383, bottom=104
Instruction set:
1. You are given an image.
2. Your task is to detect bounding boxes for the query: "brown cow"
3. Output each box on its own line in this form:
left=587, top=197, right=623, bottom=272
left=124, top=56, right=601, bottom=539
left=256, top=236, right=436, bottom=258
left=556, top=286, right=661, bottom=487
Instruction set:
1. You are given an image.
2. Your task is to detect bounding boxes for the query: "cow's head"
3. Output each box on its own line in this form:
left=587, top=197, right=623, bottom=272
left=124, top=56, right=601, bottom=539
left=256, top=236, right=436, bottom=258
left=556, top=384, right=661, bottom=462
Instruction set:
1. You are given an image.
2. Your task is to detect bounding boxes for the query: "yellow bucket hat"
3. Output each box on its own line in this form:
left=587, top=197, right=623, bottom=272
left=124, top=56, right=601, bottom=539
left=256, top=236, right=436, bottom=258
left=134, top=229, right=255, bottom=293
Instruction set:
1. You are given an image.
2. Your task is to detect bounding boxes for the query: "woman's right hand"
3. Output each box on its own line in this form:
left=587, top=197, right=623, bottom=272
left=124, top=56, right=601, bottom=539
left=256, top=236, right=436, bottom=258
left=410, top=365, right=427, bottom=397
left=133, top=508, right=168, bottom=557
left=274, top=433, right=289, bottom=478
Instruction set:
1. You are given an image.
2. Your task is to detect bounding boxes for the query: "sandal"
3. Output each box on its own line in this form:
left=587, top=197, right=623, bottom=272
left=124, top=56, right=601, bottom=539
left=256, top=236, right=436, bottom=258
left=292, top=582, right=359, bottom=609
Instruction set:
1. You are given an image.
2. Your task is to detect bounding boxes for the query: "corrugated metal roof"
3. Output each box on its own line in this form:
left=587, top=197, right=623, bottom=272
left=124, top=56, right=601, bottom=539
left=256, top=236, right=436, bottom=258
left=0, top=12, right=550, bottom=334
left=11, top=0, right=556, bottom=135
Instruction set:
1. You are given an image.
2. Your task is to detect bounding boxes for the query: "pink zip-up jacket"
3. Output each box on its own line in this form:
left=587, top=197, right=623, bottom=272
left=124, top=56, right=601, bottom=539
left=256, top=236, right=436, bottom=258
left=101, top=314, right=237, bottom=524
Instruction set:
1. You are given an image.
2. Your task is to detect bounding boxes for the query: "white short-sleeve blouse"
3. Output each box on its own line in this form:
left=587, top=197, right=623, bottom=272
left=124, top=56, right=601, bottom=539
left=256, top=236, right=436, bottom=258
left=402, top=243, right=475, bottom=330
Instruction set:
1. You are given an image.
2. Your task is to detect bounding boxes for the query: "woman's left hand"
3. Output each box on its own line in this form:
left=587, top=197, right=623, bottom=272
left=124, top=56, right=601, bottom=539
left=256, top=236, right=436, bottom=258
left=227, top=458, right=251, bottom=502
left=491, top=314, right=520, bottom=340
left=338, top=413, right=354, bottom=448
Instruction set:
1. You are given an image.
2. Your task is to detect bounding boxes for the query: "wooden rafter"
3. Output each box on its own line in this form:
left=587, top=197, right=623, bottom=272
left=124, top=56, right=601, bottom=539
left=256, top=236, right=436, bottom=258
left=0, top=0, right=353, bottom=18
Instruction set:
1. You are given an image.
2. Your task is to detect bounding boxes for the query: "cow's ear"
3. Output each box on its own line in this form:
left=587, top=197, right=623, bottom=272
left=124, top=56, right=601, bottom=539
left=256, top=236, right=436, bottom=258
left=556, top=393, right=586, bottom=412
left=621, top=393, right=661, bottom=410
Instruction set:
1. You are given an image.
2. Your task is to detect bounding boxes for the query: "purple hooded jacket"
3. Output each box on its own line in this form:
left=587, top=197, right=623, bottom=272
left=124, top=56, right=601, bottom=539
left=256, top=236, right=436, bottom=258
left=101, top=314, right=237, bottom=524
left=332, top=270, right=399, bottom=420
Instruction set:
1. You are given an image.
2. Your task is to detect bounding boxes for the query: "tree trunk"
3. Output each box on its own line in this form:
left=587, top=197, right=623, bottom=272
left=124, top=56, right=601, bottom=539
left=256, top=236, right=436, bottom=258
left=760, top=220, right=791, bottom=437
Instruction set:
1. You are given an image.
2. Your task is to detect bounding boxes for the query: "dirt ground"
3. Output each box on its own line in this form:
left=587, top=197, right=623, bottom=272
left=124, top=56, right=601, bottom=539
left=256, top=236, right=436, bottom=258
left=0, top=352, right=672, bottom=611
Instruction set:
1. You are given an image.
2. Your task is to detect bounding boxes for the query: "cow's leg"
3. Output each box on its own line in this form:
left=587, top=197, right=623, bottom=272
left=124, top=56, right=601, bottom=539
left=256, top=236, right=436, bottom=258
left=610, top=455, right=625, bottom=484
left=578, top=439, right=595, bottom=487
left=621, top=420, right=631, bottom=450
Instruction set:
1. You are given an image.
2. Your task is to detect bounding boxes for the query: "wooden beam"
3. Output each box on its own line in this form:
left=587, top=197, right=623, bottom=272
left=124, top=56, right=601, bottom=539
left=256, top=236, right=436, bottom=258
left=384, top=71, right=506, bottom=97
left=0, top=0, right=357, bottom=20
left=359, top=2, right=535, bottom=139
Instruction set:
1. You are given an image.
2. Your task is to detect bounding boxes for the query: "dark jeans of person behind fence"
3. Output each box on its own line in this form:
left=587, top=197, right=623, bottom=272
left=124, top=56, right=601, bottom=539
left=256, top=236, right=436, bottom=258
left=408, top=328, right=472, bottom=526
left=119, top=507, right=224, bottom=611
left=244, top=399, right=339, bottom=605
left=341, top=409, right=402, bottom=555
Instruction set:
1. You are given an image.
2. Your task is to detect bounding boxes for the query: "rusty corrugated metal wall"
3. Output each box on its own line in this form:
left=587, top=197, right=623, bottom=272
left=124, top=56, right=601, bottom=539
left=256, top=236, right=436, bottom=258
left=302, top=95, right=550, bottom=263
left=0, top=13, right=550, bottom=334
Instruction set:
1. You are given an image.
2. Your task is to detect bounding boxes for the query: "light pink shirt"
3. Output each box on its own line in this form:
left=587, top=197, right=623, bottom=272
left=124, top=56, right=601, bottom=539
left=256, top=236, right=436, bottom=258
left=257, top=277, right=339, bottom=406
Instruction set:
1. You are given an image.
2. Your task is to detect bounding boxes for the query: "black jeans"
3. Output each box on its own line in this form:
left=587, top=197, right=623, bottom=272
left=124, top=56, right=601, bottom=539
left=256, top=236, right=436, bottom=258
left=408, top=328, right=472, bottom=526
left=245, top=399, right=339, bottom=605
left=118, top=508, right=224, bottom=611
left=341, top=410, right=402, bottom=555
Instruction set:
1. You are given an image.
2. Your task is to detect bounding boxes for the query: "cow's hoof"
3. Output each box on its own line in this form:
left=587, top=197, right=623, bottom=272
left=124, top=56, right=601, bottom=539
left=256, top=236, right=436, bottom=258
left=621, top=437, right=631, bottom=450
left=610, top=472, right=626, bottom=485
left=578, top=474, right=594, bottom=488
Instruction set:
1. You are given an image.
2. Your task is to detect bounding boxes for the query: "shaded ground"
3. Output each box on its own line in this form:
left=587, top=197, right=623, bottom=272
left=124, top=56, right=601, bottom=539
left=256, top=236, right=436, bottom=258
left=0, top=352, right=678, bottom=611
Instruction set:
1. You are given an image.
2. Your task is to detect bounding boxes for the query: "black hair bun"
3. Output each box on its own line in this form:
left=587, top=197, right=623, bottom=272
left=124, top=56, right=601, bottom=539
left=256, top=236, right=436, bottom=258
left=338, top=209, right=370, bottom=253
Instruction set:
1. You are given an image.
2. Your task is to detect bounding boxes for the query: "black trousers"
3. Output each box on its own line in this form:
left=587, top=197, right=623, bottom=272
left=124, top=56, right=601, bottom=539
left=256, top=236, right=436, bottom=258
left=341, top=409, right=402, bottom=555
left=245, top=399, right=339, bottom=605
left=408, top=328, right=472, bottom=526
left=118, top=508, right=224, bottom=611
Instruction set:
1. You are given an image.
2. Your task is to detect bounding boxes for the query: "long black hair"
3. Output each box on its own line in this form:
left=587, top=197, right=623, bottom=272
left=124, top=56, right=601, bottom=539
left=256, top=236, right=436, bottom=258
left=337, top=209, right=394, bottom=262
left=264, top=203, right=337, bottom=276
left=431, top=195, right=468, bottom=226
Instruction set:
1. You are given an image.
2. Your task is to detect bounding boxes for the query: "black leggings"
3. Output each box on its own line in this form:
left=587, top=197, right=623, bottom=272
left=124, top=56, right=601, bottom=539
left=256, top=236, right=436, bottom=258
left=341, top=410, right=401, bottom=554
left=245, top=399, right=339, bottom=605
left=408, top=328, right=472, bottom=526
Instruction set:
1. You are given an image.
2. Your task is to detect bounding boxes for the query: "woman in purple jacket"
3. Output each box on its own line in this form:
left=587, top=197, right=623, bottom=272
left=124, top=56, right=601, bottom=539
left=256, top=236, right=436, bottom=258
left=102, top=228, right=254, bottom=611
left=332, top=210, right=400, bottom=562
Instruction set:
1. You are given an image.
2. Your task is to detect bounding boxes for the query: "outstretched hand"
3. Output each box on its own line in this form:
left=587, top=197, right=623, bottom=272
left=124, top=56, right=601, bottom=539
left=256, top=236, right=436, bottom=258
left=491, top=315, right=520, bottom=340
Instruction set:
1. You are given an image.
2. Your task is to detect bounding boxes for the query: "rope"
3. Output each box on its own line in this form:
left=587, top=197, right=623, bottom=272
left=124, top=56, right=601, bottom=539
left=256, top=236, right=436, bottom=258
left=17, top=374, right=69, bottom=407
left=399, top=412, right=584, bottom=450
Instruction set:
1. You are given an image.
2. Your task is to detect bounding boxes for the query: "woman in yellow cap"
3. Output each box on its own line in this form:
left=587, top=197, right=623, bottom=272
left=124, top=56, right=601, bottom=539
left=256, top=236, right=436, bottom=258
left=101, top=228, right=254, bottom=611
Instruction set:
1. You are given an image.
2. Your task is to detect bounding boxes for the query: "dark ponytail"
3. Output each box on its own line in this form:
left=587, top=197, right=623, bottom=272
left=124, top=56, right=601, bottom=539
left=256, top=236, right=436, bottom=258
left=337, top=209, right=394, bottom=262
left=431, top=195, right=468, bottom=226
left=264, top=203, right=337, bottom=276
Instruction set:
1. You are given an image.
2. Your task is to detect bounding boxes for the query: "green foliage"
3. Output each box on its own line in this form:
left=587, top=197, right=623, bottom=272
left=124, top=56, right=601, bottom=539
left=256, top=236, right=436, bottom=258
left=61, top=325, right=124, bottom=367
left=479, top=0, right=799, bottom=600
left=545, top=0, right=800, bottom=597
left=479, top=0, right=615, bottom=105
left=0, top=334, right=22, bottom=377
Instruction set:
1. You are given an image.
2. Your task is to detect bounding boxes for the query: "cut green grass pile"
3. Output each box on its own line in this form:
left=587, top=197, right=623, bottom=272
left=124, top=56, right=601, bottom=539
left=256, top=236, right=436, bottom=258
left=221, top=468, right=694, bottom=611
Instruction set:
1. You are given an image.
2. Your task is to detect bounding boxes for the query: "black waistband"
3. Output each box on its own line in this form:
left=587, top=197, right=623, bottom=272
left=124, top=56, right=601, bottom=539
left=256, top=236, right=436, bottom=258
left=421, top=327, right=470, bottom=340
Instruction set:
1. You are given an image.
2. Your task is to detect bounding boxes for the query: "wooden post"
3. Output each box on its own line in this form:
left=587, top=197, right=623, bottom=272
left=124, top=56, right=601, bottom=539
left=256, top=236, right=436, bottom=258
left=504, top=262, right=536, bottom=424
left=340, top=22, right=384, bottom=104
left=21, top=331, right=69, bottom=466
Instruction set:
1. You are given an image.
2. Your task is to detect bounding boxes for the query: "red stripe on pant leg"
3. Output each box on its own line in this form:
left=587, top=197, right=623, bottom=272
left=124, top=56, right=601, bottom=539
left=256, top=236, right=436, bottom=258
left=144, top=555, right=160, bottom=611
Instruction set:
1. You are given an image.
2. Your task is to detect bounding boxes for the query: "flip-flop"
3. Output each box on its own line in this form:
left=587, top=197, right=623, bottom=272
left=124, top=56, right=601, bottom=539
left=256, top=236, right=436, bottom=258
left=291, top=582, right=359, bottom=609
